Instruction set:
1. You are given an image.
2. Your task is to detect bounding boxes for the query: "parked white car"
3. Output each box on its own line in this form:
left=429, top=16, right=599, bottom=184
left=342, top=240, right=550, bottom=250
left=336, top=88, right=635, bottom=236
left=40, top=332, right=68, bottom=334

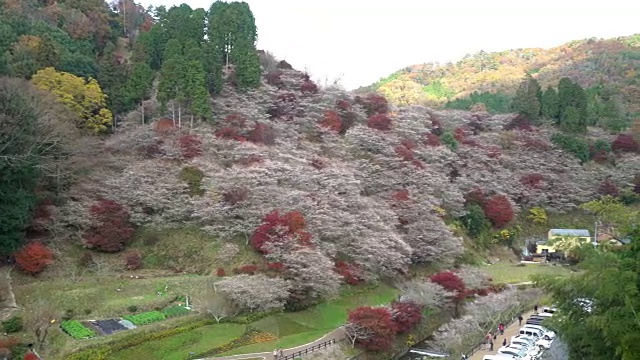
left=483, top=355, right=520, bottom=360
left=522, top=324, right=556, bottom=339
left=521, top=325, right=554, bottom=341
left=511, top=335, right=552, bottom=350
left=497, top=346, right=534, bottom=360
left=502, top=343, right=541, bottom=358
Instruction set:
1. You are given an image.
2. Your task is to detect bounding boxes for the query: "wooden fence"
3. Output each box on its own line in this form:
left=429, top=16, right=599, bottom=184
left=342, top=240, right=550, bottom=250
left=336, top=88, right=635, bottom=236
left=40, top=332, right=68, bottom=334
left=280, top=339, right=336, bottom=360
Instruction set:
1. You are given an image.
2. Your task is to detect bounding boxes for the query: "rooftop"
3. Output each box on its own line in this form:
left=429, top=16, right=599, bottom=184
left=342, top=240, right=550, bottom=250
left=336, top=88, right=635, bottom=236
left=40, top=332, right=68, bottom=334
left=549, top=229, right=591, bottom=237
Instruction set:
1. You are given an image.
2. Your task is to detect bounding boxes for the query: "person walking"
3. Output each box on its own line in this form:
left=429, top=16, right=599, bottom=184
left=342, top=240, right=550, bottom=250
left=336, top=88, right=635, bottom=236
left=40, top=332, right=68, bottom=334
left=489, top=340, right=494, bottom=351
left=278, top=348, right=284, bottom=359
left=518, top=314, right=523, bottom=326
left=273, top=348, right=278, bottom=360
left=534, top=304, right=539, bottom=314
left=502, top=338, right=507, bottom=347
left=499, top=322, right=505, bottom=335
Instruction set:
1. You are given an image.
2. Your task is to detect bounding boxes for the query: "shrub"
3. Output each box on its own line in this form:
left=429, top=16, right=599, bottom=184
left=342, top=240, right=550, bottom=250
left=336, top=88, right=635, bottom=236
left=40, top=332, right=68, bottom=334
left=2, top=316, right=23, bottom=333
left=264, top=70, right=283, bottom=87
left=460, top=204, right=491, bottom=238
left=367, top=114, right=392, bottom=131
left=123, top=252, right=142, bottom=270
left=598, top=179, right=619, bottom=197
left=162, top=306, right=191, bottom=318
left=127, top=305, right=138, bottom=313
left=319, top=110, right=342, bottom=132
left=300, top=74, right=318, bottom=94
left=391, top=301, right=423, bottom=334
left=84, top=199, right=135, bottom=252
left=355, top=94, right=389, bottom=116
left=347, top=306, right=397, bottom=352
left=392, top=189, right=410, bottom=202
left=24, top=353, right=40, bottom=360
left=60, top=320, right=96, bottom=339
left=520, top=173, right=545, bottom=189
left=423, top=132, right=442, bottom=146
left=180, top=166, right=205, bottom=196
left=310, top=158, right=326, bottom=170
left=483, top=194, right=515, bottom=229
left=215, top=127, right=245, bottom=142
left=276, top=60, right=292, bottom=69
left=177, top=134, right=203, bottom=160
left=216, top=267, right=226, bottom=277
left=122, top=311, right=166, bottom=325
left=0, top=337, right=19, bottom=350
left=247, top=123, right=276, bottom=145
left=14, top=242, right=53, bottom=275
left=550, top=133, right=589, bottom=163
left=234, top=264, right=258, bottom=275
left=464, top=188, right=487, bottom=207
left=336, top=99, right=351, bottom=111
left=503, top=114, right=532, bottom=131
left=334, top=261, right=363, bottom=285
left=222, top=187, right=249, bottom=205
left=440, top=132, right=458, bottom=151
left=612, top=133, right=639, bottom=153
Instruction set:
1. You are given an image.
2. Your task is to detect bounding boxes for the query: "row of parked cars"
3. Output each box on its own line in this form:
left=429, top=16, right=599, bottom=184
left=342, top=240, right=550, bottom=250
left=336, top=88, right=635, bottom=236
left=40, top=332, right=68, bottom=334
left=483, top=307, right=557, bottom=360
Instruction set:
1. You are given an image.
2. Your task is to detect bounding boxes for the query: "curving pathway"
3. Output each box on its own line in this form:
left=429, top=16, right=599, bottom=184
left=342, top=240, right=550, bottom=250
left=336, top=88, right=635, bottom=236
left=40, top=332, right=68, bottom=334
left=197, top=327, right=345, bottom=360
left=0, top=266, right=20, bottom=321
left=469, top=311, right=536, bottom=360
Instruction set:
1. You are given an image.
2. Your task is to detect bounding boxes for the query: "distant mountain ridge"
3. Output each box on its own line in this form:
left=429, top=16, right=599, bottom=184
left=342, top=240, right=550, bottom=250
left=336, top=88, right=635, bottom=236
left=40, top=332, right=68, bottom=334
left=359, top=34, right=640, bottom=114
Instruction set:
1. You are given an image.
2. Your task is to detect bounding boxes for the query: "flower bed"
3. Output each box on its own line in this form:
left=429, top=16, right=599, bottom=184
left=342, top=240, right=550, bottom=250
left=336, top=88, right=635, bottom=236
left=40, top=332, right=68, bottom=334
left=121, top=311, right=166, bottom=325
left=61, top=320, right=96, bottom=339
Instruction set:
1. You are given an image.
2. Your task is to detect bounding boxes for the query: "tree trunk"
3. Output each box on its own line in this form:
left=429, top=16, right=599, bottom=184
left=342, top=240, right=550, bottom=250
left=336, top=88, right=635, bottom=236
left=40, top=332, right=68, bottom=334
left=190, top=114, right=193, bottom=129
left=172, top=102, right=175, bottom=125
left=178, top=103, right=182, bottom=129
left=141, top=100, right=144, bottom=125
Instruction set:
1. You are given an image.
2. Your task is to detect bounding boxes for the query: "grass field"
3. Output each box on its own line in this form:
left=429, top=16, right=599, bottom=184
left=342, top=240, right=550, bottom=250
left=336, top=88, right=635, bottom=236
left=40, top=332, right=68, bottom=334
left=482, top=262, right=572, bottom=284
left=218, top=284, right=398, bottom=355
left=109, top=323, right=246, bottom=360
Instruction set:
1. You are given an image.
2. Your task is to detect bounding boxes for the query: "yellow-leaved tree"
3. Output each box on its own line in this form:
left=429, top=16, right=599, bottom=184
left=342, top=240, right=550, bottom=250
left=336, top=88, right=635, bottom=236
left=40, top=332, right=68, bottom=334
left=31, top=67, right=112, bottom=134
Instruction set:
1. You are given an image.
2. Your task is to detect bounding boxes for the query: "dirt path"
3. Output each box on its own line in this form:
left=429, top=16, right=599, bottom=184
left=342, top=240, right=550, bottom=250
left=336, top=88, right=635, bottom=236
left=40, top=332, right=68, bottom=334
left=0, top=266, right=20, bottom=321
left=198, top=327, right=345, bottom=360
left=469, top=311, right=536, bottom=360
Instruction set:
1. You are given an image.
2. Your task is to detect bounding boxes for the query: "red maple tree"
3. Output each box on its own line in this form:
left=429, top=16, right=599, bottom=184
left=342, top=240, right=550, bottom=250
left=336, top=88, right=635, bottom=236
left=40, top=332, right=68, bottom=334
left=319, top=110, right=342, bottom=132
left=391, top=301, right=423, bottom=334
left=347, top=306, right=397, bottom=351
left=367, top=114, right=392, bottom=131
left=355, top=94, right=389, bottom=116
left=612, top=134, right=639, bottom=153
left=177, top=134, right=203, bottom=159
left=429, top=271, right=466, bottom=296
left=483, top=194, right=514, bottom=229
left=334, top=261, right=363, bottom=285
left=24, top=352, right=40, bottom=360
left=250, top=210, right=312, bottom=253
left=14, top=242, right=54, bottom=275
left=84, top=199, right=135, bottom=252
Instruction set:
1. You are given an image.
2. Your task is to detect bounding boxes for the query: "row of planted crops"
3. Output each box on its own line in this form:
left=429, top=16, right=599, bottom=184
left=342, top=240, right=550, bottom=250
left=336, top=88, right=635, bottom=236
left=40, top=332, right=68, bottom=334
left=60, top=306, right=192, bottom=339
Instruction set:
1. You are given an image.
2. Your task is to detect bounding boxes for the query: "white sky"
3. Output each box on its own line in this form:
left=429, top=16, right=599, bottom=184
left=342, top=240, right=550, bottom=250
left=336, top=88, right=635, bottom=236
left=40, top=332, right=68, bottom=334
left=139, top=0, right=640, bottom=90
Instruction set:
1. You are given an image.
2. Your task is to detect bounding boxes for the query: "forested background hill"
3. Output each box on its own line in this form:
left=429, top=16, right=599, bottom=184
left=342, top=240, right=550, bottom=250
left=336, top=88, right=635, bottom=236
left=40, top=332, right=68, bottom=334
left=359, top=35, right=640, bottom=117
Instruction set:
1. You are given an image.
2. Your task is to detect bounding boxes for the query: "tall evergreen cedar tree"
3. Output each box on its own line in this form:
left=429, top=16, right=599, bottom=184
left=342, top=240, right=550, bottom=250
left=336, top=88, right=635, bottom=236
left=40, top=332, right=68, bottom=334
left=510, top=74, right=541, bottom=123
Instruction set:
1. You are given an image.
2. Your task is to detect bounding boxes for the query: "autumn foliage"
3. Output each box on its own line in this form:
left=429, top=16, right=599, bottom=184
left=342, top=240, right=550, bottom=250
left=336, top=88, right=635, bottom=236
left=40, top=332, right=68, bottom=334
left=483, top=194, right=515, bottom=229
left=334, top=261, right=363, bottom=285
left=612, top=134, right=639, bottom=153
left=248, top=123, right=276, bottom=145
left=355, top=94, right=389, bottom=116
left=520, top=173, right=545, bottom=189
left=598, top=179, right=619, bottom=197
left=391, top=301, right=423, bottom=334
left=429, top=271, right=466, bottom=298
left=347, top=306, right=397, bottom=351
left=250, top=210, right=312, bottom=253
left=123, top=252, right=142, bottom=270
left=177, top=134, right=203, bottom=159
left=84, top=199, right=135, bottom=252
left=24, top=352, right=39, bottom=360
left=14, top=242, right=53, bottom=275
left=367, top=114, right=392, bottom=131
left=319, top=110, right=342, bottom=132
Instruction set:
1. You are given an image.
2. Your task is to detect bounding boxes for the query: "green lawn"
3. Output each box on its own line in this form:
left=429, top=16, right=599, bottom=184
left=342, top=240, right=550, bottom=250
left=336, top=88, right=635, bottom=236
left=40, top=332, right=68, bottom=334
left=219, top=284, right=398, bottom=355
left=109, top=323, right=246, bottom=360
left=482, top=262, right=572, bottom=284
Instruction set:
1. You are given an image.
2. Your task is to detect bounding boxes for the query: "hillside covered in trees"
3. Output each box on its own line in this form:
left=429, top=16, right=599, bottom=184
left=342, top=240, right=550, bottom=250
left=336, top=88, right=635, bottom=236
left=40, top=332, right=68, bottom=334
left=361, top=35, right=640, bottom=118
left=2, top=1, right=640, bottom=359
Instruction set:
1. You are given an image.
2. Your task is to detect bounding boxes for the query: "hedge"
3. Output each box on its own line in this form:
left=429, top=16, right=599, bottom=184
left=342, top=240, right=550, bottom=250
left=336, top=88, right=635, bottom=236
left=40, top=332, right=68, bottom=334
left=162, top=306, right=191, bottom=318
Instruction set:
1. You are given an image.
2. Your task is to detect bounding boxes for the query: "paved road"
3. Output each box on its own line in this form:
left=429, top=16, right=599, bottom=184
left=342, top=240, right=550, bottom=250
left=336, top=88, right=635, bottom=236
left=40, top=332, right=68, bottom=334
left=198, top=327, right=345, bottom=360
left=469, top=311, right=536, bottom=360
